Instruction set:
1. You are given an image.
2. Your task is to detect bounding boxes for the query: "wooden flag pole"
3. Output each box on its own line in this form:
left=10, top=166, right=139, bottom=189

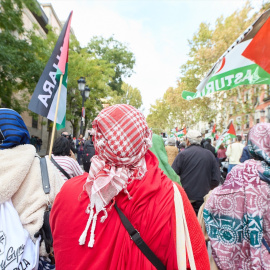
left=48, top=74, right=64, bottom=160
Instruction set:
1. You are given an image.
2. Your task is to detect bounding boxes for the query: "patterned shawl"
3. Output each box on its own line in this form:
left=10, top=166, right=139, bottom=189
left=248, top=123, right=270, bottom=182
left=79, top=104, right=152, bottom=247
left=204, top=123, right=270, bottom=269
left=0, top=108, right=30, bottom=149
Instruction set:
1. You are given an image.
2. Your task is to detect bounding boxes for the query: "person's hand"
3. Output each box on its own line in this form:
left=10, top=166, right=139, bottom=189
left=70, top=150, right=76, bottom=160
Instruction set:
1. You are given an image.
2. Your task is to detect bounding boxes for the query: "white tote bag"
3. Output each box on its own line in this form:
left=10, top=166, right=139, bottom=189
left=0, top=199, right=40, bottom=270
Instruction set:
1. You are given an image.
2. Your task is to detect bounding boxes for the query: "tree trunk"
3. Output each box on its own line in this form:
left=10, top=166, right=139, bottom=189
left=72, top=118, right=79, bottom=138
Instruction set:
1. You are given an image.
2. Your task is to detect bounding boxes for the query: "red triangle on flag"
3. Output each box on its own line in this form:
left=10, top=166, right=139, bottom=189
left=212, top=123, right=216, bottom=134
left=228, top=122, right=236, bottom=136
left=58, top=11, right=73, bottom=75
left=242, top=16, right=270, bottom=74
left=183, top=127, right=187, bottom=135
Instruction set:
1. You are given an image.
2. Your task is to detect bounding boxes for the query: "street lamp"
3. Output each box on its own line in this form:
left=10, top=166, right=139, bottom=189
left=77, top=77, right=86, bottom=91
left=77, top=77, right=91, bottom=135
left=84, top=85, right=90, bottom=98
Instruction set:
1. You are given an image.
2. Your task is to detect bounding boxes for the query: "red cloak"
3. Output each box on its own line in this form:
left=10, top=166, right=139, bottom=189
left=50, top=151, right=209, bottom=269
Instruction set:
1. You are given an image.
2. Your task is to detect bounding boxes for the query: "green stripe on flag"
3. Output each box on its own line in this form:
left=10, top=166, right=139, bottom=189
left=182, top=64, right=270, bottom=100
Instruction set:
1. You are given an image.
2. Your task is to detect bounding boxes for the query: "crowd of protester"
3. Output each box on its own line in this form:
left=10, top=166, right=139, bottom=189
left=30, top=134, right=42, bottom=152
left=1, top=105, right=269, bottom=270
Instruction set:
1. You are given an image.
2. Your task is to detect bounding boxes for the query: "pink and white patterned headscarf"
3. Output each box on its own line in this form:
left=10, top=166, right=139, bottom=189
left=248, top=123, right=270, bottom=182
left=79, top=104, right=152, bottom=247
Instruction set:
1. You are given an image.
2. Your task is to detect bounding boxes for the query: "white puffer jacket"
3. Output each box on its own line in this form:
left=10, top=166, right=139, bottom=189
left=0, top=144, right=65, bottom=256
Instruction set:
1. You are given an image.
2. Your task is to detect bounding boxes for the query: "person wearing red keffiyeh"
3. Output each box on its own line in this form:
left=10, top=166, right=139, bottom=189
left=50, top=104, right=209, bottom=270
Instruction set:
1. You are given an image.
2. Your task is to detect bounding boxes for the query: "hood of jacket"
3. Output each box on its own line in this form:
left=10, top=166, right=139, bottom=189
left=0, top=144, right=36, bottom=203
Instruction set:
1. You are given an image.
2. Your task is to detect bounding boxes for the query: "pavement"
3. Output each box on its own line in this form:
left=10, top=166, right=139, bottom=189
left=37, top=149, right=47, bottom=157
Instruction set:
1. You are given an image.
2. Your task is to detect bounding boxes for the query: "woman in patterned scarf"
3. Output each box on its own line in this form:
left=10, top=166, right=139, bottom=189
left=204, top=123, right=270, bottom=269
left=50, top=104, right=209, bottom=270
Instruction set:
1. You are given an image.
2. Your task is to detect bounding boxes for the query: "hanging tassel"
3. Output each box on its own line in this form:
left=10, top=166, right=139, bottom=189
left=79, top=208, right=94, bottom=245
left=124, top=188, right=132, bottom=200
left=88, top=212, right=98, bottom=247
left=108, top=198, right=116, bottom=212
left=100, top=208, right=108, bottom=223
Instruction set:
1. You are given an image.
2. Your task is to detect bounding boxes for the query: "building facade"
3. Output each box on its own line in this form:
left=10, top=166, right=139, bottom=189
left=227, top=86, right=270, bottom=138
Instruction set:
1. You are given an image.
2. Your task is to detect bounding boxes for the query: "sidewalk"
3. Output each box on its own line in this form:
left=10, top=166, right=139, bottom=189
left=37, top=149, right=47, bottom=157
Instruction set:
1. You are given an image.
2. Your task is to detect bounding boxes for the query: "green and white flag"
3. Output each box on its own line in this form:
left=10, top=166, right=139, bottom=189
left=182, top=9, right=270, bottom=100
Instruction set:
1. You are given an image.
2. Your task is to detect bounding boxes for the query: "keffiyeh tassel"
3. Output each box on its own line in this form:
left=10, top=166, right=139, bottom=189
left=123, top=186, right=132, bottom=200
left=88, top=212, right=98, bottom=247
left=79, top=207, right=109, bottom=248
left=79, top=207, right=94, bottom=245
left=100, top=208, right=108, bottom=223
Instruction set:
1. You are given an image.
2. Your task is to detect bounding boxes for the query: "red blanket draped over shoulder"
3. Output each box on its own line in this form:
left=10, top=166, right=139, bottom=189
left=50, top=151, right=209, bottom=270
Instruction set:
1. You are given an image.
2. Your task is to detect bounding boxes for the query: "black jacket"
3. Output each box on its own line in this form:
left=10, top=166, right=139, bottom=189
left=82, top=140, right=95, bottom=164
left=172, top=144, right=220, bottom=201
left=203, top=141, right=217, bottom=157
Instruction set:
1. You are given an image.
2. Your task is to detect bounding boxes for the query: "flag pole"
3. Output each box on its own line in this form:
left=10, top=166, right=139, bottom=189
left=48, top=74, right=64, bottom=160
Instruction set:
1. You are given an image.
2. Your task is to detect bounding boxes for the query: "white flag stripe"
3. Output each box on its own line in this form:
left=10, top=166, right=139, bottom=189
left=47, top=84, right=67, bottom=124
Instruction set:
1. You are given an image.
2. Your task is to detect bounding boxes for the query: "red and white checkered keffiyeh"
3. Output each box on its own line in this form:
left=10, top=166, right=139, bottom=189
left=79, top=104, right=152, bottom=247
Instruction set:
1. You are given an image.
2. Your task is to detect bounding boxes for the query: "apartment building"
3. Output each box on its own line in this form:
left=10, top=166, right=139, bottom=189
left=227, top=86, right=270, bottom=138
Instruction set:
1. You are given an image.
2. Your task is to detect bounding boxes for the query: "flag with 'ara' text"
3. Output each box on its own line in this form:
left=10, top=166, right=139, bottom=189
left=182, top=8, right=270, bottom=100
left=28, top=12, right=73, bottom=130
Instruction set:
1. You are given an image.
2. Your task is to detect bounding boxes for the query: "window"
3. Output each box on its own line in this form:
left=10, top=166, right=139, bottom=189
left=264, top=85, right=270, bottom=100
left=267, top=107, right=270, bottom=123
left=244, top=90, right=249, bottom=103
left=254, top=88, right=259, bottom=105
left=236, top=117, right=241, bottom=131
left=237, top=90, right=242, bottom=103
left=255, top=111, right=260, bottom=124
left=245, top=115, right=249, bottom=129
left=32, top=117, right=38, bottom=129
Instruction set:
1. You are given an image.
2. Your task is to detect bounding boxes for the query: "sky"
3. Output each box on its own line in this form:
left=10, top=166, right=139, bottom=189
left=39, top=0, right=263, bottom=116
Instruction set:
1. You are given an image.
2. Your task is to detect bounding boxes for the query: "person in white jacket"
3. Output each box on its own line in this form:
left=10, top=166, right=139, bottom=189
left=0, top=108, right=64, bottom=268
left=226, top=135, right=244, bottom=173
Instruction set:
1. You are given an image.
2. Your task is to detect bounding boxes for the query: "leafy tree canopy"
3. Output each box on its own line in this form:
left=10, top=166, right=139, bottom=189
left=109, top=83, right=143, bottom=109
left=0, top=0, right=44, bottom=112
left=148, top=2, right=268, bottom=133
left=87, top=36, right=136, bottom=94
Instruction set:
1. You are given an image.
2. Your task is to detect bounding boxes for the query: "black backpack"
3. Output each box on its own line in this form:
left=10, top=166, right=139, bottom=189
left=82, top=140, right=95, bottom=164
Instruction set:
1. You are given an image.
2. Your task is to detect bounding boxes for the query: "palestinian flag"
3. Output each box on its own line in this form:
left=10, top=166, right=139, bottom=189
left=28, top=12, right=73, bottom=130
left=183, top=127, right=187, bottom=135
left=182, top=9, right=270, bottom=100
left=215, top=122, right=236, bottom=152
left=176, top=132, right=184, bottom=137
left=176, top=127, right=187, bottom=137
left=211, top=124, right=216, bottom=138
